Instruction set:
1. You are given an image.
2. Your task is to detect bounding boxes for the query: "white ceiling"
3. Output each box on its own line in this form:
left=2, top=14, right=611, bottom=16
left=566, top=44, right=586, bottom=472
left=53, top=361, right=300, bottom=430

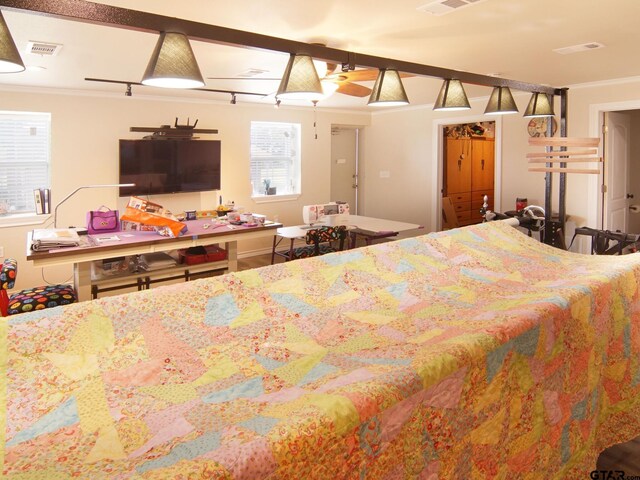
left=1, top=0, right=639, bottom=110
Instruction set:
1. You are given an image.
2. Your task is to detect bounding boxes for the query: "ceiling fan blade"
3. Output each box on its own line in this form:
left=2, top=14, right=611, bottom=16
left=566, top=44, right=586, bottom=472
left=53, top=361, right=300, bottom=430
left=206, top=77, right=281, bottom=80
left=332, top=70, right=415, bottom=82
left=326, top=63, right=338, bottom=76
left=336, top=82, right=372, bottom=97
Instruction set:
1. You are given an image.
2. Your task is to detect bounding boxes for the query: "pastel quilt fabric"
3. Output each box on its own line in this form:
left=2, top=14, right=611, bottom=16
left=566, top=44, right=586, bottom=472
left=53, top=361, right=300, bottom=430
left=2, top=221, right=640, bottom=478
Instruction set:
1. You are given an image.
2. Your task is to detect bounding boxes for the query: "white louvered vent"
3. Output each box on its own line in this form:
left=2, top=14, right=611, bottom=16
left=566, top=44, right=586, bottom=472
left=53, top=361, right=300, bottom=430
left=26, top=41, right=63, bottom=56
left=553, top=42, right=605, bottom=55
left=417, top=0, right=488, bottom=15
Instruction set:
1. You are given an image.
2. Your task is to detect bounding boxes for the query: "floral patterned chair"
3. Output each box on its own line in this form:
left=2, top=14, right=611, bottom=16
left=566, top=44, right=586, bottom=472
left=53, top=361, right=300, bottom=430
left=0, top=258, right=77, bottom=316
left=279, top=225, right=348, bottom=261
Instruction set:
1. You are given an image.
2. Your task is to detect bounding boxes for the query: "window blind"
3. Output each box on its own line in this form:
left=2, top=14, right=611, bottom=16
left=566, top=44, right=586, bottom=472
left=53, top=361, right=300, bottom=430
left=0, top=112, right=51, bottom=214
left=250, top=121, right=300, bottom=196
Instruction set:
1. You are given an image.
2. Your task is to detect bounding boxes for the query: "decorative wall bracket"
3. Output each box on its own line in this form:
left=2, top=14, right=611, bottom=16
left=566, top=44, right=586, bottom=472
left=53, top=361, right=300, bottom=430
left=130, top=117, right=218, bottom=138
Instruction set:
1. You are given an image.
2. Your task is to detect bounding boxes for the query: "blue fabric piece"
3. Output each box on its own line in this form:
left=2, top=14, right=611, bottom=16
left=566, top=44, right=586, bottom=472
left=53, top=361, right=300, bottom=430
left=253, top=354, right=285, bottom=371
left=238, top=416, right=280, bottom=436
left=137, top=430, right=221, bottom=474
left=204, top=293, right=240, bottom=326
left=571, top=398, right=587, bottom=421
left=386, top=282, right=408, bottom=300
left=202, top=377, right=264, bottom=404
left=270, top=293, right=317, bottom=316
left=561, top=422, right=571, bottom=464
left=460, top=267, right=493, bottom=284
left=321, top=251, right=364, bottom=266
left=512, top=326, right=540, bottom=357
left=486, top=343, right=511, bottom=383
left=395, top=259, right=414, bottom=274
left=623, top=324, right=631, bottom=358
left=299, top=362, right=339, bottom=385
left=7, top=397, right=78, bottom=446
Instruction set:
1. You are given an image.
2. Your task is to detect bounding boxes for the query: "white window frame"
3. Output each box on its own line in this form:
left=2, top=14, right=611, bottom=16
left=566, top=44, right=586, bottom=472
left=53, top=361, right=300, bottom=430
left=0, top=111, right=51, bottom=225
left=250, top=121, right=301, bottom=202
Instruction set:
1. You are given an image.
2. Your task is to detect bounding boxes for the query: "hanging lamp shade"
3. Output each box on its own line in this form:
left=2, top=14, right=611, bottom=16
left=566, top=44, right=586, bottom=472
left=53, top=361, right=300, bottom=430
left=141, top=32, right=205, bottom=89
left=367, top=69, right=409, bottom=107
left=0, top=10, right=25, bottom=73
left=523, top=92, right=554, bottom=117
left=484, top=86, right=518, bottom=115
left=433, top=79, right=470, bottom=111
left=276, top=53, right=324, bottom=101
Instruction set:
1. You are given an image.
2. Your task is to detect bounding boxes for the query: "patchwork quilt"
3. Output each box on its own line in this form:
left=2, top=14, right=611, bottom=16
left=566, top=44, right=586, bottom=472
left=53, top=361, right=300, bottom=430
left=2, top=221, right=640, bottom=478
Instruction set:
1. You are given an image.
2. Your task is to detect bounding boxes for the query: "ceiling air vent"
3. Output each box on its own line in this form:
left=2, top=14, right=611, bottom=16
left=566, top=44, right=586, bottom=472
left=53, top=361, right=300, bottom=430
left=553, top=42, right=605, bottom=55
left=26, top=41, right=63, bottom=56
left=417, top=0, right=488, bottom=16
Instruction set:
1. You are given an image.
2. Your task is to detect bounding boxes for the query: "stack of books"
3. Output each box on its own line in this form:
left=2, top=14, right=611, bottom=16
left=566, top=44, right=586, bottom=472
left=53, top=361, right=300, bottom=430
left=31, top=229, right=80, bottom=251
left=33, top=188, right=51, bottom=215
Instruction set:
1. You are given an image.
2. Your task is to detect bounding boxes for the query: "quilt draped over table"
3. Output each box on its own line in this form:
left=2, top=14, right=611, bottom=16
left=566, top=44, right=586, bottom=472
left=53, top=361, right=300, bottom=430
left=2, top=221, right=640, bottom=478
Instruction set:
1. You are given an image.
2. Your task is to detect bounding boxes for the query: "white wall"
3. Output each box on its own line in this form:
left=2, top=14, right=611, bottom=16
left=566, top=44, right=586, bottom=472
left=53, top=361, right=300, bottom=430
left=362, top=78, right=640, bottom=245
left=0, top=87, right=369, bottom=290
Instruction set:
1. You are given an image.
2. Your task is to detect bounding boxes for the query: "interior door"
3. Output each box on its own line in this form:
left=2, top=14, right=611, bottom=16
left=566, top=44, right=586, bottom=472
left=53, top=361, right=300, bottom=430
left=604, top=111, right=630, bottom=231
left=445, top=138, right=472, bottom=194
left=330, top=126, right=359, bottom=213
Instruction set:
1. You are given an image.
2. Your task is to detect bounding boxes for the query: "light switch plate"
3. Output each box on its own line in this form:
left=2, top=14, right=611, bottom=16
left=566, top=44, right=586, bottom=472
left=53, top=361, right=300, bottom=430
left=0, top=246, right=4, bottom=257
left=379, top=170, right=390, bottom=178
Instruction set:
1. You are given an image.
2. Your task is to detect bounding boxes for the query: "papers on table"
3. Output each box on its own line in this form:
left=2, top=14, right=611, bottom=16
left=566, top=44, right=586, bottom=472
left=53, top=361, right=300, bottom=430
left=31, top=229, right=80, bottom=251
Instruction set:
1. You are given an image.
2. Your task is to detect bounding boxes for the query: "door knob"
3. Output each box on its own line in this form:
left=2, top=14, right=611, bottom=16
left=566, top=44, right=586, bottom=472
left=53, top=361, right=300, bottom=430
left=627, top=193, right=635, bottom=199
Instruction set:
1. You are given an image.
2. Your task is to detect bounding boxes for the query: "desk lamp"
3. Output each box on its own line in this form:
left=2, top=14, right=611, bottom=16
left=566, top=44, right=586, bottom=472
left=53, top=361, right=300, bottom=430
left=53, top=183, right=135, bottom=228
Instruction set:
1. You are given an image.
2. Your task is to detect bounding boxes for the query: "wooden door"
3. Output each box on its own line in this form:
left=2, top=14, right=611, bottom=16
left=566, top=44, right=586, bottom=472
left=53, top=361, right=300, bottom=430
left=471, top=139, right=494, bottom=191
left=445, top=138, right=472, bottom=194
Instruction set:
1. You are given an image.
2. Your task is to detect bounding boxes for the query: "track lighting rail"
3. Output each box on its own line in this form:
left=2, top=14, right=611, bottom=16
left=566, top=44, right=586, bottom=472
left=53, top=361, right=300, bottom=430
left=1, top=0, right=560, bottom=96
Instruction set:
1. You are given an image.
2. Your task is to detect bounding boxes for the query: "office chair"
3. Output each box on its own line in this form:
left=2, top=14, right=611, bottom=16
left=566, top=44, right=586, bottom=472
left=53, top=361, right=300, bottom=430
left=0, top=258, right=77, bottom=316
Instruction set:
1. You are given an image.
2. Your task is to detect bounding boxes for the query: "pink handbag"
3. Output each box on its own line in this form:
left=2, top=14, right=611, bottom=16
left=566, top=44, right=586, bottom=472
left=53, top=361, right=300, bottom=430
left=86, top=206, right=120, bottom=234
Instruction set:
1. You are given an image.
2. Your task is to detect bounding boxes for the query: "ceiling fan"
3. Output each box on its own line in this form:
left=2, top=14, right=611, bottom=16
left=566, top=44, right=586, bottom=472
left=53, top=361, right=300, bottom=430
left=207, top=63, right=378, bottom=98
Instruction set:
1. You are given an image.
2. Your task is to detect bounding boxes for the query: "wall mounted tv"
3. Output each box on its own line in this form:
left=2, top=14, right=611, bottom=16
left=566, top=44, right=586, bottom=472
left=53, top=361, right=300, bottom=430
left=118, top=139, right=221, bottom=196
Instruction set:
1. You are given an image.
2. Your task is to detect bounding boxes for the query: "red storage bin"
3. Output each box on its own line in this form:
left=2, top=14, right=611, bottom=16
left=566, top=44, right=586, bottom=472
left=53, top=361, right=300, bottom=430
left=179, top=245, right=227, bottom=265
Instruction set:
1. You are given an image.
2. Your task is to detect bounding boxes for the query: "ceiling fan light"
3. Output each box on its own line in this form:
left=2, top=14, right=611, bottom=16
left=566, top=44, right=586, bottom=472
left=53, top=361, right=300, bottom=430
left=0, top=10, right=25, bottom=73
left=141, top=32, right=205, bottom=89
left=276, top=53, right=324, bottom=101
left=434, top=79, right=470, bottom=111
left=484, top=86, right=518, bottom=115
left=321, top=79, right=339, bottom=97
left=367, top=69, right=409, bottom=107
left=523, top=92, right=555, bottom=117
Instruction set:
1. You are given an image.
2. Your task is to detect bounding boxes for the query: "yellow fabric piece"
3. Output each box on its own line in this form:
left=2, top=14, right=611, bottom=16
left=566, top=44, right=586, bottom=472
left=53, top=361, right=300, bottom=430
left=192, top=355, right=240, bottom=386
left=273, top=352, right=326, bottom=386
left=44, top=353, right=99, bottom=381
left=138, top=383, right=199, bottom=404
left=307, top=393, right=359, bottom=436
left=230, top=301, right=265, bottom=329
left=470, top=407, right=506, bottom=445
left=76, top=376, right=113, bottom=435
left=85, top=425, right=126, bottom=463
left=65, top=311, right=115, bottom=355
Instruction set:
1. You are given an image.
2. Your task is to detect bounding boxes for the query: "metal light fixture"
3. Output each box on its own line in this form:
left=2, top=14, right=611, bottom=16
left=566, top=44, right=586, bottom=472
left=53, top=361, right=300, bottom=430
left=523, top=92, right=555, bottom=117
left=367, top=69, right=409, bottom=107
left=276, top=53, right=324, bottom=101
left=433, top=79, right=470, bottom=111
left=0, top=10, right=25, bottom=73
left=141, top=32, right=205, bottom=89
left=484, top=86, right=518, bottom=115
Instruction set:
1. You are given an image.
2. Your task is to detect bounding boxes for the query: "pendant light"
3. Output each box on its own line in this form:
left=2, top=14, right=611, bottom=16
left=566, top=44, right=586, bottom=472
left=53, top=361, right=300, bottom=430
left=484, top=86, right=518, bottom=115
left=433, top=79, right=470, bottom=111
left=0, top=10, right=25, bottom=73
left=367, top=69, right=409, bottom=107
left=276, top=53, right=324, bottom=101
left=523, top=92, right=554, bottom=117
left=141, top=32, right=205, bottom=89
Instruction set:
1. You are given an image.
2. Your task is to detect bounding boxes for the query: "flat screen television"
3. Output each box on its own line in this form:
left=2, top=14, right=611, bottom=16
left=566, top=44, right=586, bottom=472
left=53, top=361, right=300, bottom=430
left=118, top=139, right=221, bottom=196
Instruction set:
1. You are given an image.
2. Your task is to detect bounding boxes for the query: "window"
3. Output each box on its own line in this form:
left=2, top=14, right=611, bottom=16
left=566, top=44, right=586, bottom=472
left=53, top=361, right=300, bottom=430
left=0, top=111, right=51, bottom=215
left=250, top=121, right=301, bottom=197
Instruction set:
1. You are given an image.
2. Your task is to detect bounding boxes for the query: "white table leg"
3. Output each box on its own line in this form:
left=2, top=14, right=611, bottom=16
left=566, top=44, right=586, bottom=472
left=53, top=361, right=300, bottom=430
left=74, top=261, right=93, bottom=302
left=225, top=241, right=238, bottom=272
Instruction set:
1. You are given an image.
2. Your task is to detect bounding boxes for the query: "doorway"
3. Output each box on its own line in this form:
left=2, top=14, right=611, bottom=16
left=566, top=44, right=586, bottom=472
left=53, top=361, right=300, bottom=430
left=588, top=103, right=640, bottom=235
left=330, top=125, right=362, bottom=214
